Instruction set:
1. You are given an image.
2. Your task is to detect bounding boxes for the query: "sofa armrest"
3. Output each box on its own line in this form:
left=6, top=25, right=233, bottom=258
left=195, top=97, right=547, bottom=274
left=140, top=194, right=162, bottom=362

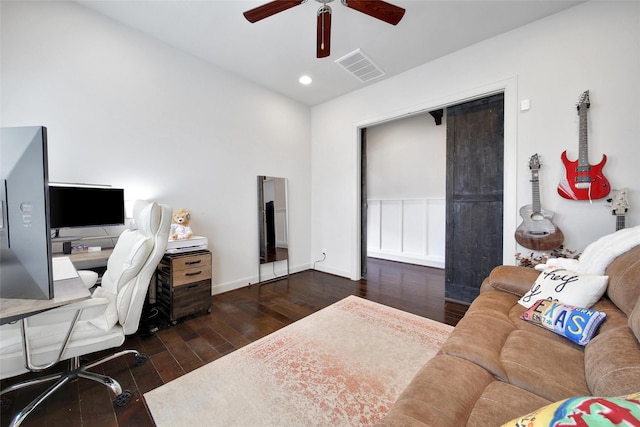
left=480, top=265, right=538, bottom=297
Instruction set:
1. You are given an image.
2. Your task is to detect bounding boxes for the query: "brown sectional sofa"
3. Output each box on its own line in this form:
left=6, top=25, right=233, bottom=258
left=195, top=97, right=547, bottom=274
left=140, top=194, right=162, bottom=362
left=377, top=244, right=640, bottom=426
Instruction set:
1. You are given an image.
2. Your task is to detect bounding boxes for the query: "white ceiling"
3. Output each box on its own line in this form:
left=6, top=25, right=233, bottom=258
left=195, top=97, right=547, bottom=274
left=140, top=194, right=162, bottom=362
left=78, top=0, right=583, bottom=106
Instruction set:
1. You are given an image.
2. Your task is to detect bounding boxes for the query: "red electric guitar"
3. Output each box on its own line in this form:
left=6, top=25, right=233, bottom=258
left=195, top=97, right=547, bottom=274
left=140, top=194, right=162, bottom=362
left=516, top=154, right=564, bottom=250
left=558, top=90, right=610, bottom=200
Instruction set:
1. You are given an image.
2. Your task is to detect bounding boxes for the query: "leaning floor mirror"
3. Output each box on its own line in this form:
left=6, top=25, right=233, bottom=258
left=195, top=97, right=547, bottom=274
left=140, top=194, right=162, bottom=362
left=257, top=176, right=289, bottom=282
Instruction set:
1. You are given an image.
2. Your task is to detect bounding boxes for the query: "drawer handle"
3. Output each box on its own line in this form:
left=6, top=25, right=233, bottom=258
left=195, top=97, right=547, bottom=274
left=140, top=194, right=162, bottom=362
left=187, top=283, right=200, bottom=289
left=185, top=260, right=202, bottom=265
left=185, top=271, right=202, bottom=277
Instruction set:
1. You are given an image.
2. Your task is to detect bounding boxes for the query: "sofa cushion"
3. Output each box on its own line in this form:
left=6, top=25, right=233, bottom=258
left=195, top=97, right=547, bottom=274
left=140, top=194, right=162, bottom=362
left=520, top=299, right=607, bottom=345
left=590, top=298, right=631, bottom=334
left=518, top=268, right=608, bottom=309
left=439, top=293, right=515, bottom=381
left=585, top=325, right=640, bottom=396
left=500, top=391, right=640, bottom=427
left=605, top=245, right=640, bottom=316
left=500, top=330, right=590, bottom=402
left=375, top=355, right=495, bottom=427
left=630, top=299, right=640, bottom=343
left=467, top=382, right=552, bottom=427
left=481, top=265, right=541, bottom=296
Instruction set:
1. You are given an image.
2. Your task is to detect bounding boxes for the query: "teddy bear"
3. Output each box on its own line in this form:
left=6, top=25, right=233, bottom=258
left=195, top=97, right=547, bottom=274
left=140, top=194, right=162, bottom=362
left=170, top=209, right=193, bottom=240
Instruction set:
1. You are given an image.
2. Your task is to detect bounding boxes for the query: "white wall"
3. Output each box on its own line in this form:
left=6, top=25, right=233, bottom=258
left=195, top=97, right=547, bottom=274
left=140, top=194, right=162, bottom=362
left=367, top=113, right=446, bottom=200
left=311, top=2, right=640, bottom=280
left=1, top=1, right=312, bottom=293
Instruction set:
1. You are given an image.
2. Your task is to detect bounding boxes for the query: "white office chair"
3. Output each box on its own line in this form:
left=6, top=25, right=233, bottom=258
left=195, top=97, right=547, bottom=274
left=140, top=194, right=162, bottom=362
left=0, top=200, right=171, bottom=427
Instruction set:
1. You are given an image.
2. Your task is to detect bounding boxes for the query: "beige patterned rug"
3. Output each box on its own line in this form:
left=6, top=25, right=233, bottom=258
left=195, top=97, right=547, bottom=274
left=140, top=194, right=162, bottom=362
left=144, top=296, right=453, bottom=426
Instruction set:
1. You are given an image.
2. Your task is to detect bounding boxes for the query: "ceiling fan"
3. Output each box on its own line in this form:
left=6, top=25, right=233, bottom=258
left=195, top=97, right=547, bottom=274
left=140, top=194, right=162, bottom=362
left=243, top=0, right=406, bottom=58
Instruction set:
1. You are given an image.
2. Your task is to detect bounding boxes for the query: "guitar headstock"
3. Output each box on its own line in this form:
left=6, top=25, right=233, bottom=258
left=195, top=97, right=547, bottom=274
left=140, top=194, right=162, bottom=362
left=608, top=188, right=629, bottom=216
left=576, top=90, right=590, bottom=112
left=528, top=153, right=541, bottom=170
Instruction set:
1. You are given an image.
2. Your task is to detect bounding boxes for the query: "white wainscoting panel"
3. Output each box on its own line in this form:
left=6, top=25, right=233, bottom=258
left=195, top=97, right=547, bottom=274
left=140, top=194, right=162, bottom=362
left=380, top=200, right=402, bottom=252
left=367, top=198, right=445, bottom=268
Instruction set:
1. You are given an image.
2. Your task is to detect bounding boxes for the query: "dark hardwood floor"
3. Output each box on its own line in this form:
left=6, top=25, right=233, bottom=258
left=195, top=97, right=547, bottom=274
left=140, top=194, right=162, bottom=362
left=0, top=258, right=468, bottom=427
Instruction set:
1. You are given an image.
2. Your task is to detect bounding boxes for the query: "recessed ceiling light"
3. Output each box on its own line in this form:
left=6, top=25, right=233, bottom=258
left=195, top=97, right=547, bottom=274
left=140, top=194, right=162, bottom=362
left=299, top=75, right=313, bottom=85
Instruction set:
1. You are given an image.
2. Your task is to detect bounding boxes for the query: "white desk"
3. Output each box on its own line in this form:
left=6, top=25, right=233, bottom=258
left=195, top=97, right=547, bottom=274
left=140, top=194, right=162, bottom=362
left=54, top=248, right=113, bottom=270
left=0, top=271, right=91, bottom=325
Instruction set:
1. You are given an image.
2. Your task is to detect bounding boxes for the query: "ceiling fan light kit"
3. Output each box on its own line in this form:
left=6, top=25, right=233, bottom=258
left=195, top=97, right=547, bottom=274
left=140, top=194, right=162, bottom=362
left=243, top=0, right=406, bottom=58
left=298, top=75, right=313, bottom=85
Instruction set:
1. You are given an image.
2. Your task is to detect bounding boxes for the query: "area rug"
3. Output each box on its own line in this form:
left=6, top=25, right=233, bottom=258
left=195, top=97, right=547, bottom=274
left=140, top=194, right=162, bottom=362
left=144, top=295, right=453, bottom=426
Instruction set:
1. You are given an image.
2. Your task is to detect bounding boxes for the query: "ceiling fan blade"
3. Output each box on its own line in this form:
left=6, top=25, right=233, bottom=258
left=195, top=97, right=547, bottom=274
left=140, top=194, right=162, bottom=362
left=342, top=0, right=405, bottom=25
left=243, top=0, right=305, bottom=23
left=317, top=6, right=332, bottom=58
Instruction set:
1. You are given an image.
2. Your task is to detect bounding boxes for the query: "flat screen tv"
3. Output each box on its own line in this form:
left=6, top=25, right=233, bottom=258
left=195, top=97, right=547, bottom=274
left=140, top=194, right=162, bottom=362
left=1, top=126, right=54, bottom=300
left=49, top=185, right=125, bottom=230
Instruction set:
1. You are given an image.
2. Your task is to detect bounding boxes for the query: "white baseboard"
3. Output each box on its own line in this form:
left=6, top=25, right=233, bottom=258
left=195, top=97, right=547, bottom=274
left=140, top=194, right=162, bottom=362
left=311, top=263, right=352, bottom=279
left=210, top=263, right=312, bottom=295
left=211, top=276, right=254, bottom=295
left=367, top=251, right=445, bottom=269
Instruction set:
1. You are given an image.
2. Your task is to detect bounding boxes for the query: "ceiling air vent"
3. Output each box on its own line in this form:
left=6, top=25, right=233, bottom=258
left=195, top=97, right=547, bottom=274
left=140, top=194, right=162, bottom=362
left=335, top=49, right=385, bottom=83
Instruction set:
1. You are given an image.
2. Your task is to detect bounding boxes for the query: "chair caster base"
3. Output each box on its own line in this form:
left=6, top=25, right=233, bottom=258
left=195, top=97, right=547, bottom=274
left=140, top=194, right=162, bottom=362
left=1, top=350, right=148, bottom=426
left=114, top=390, right=132, bottom=407
left=134, top=353, right=148, bottom=366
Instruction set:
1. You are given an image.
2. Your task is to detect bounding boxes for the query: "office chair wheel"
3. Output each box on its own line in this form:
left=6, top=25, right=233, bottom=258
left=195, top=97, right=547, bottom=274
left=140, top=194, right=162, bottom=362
left=114, top=390, right=132, bottom=406
left=134, top=353, right=148, bottom=366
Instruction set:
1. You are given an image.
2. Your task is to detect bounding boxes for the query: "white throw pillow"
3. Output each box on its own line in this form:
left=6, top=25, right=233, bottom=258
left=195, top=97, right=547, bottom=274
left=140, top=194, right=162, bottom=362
left=518, top=268, right=608, bottom=309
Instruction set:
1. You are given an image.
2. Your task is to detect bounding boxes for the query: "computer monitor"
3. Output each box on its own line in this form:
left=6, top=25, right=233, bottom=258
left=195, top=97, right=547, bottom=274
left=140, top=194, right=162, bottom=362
left=49, top=185, right=125, bottom=230
left=0, top=126, right=54, bottom=300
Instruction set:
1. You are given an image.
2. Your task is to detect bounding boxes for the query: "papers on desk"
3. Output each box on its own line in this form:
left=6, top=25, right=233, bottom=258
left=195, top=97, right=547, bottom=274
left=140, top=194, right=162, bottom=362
left=52, top=257, right=79, bottom=281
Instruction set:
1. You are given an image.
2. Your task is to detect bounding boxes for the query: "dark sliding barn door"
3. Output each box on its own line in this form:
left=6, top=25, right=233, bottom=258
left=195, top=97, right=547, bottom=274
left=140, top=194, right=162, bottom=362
left=445, top=93, right=504, bottom=303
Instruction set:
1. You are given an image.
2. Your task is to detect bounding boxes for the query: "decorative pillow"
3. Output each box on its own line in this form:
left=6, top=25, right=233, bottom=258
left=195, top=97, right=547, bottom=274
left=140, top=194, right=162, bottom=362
left=518, top=268, right=608, bottom=309
left=520, top=299, right=606, bottom=345
left=501, top=392, right=640, bottom=426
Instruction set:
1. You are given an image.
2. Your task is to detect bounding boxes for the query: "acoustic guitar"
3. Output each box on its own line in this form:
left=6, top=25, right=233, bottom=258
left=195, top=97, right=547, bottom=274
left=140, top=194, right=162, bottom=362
left=608, top=188, right=629, bottom=231
left=558, top=90, right=610, bottom=200
left=516, top=154, right=564, bottom=250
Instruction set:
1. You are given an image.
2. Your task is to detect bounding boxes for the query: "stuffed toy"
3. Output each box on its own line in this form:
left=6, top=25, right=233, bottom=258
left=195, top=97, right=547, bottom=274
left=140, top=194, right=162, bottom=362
left=170, top=209, right=193, bottom=240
